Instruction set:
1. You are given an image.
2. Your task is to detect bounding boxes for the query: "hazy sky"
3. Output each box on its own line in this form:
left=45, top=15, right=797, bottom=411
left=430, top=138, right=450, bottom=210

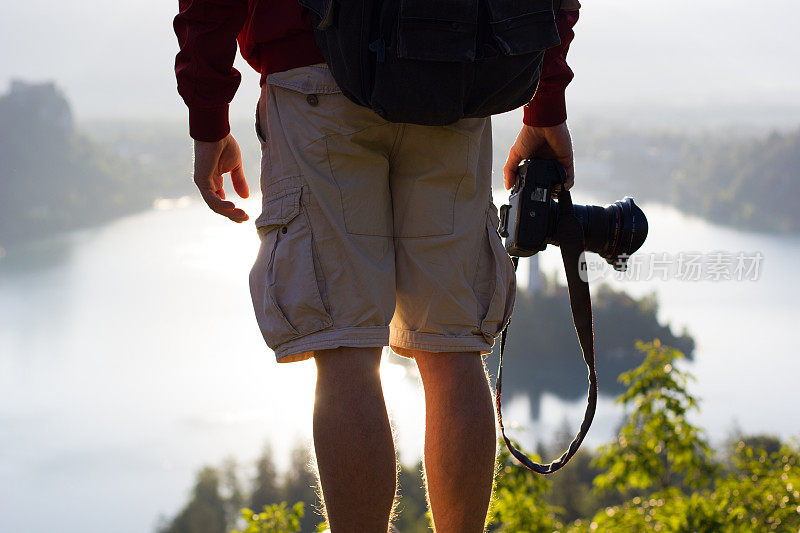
left=1, top=0, right=798, bottom=123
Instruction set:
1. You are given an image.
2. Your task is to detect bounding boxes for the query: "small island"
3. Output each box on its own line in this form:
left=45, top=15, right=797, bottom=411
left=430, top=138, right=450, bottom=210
left=487, top=256, right=695, bottom=417
left=0, top=81, right=192, bottom=248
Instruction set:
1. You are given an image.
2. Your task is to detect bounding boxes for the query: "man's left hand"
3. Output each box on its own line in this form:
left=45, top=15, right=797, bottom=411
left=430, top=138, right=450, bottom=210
left=193, top=134, right=250, bottom=223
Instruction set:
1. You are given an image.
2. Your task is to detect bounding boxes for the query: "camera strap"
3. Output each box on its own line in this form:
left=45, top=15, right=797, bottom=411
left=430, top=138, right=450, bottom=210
left=495, top=187, right=598, bottom=474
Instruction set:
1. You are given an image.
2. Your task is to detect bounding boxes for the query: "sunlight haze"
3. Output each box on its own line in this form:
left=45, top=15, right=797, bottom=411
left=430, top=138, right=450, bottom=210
left=1, top=0, right=798, bottom=123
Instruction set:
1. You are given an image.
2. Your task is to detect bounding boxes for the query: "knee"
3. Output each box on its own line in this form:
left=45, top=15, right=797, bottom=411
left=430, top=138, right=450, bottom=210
left=413, top=351, right=489, bottom=394
left=414, top=350, right=483, bottom=377
left=314, top=346, right=383, bottom=383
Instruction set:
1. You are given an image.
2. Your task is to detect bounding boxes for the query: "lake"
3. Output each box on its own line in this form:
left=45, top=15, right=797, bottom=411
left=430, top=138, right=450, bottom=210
left=1, top=178, right=799, bottom=533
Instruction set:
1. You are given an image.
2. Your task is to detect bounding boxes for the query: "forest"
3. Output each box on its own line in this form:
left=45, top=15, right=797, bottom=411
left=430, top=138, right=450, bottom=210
left=577, top=125, right=800, bottom=234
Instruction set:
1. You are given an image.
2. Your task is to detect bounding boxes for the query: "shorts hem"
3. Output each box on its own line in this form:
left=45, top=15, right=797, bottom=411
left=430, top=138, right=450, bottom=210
left=274, top=325, right=389, bottom=363
left=389, top=329, right=494, bottom=358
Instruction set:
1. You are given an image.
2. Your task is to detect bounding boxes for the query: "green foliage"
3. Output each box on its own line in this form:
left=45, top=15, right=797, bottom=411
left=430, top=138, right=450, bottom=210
left=161, top=340, right=800, bottom=533
left=585, top=442, right=800, bottom=532
left=593, top=340, right=717, bottom=495
left=232, top=502, right=304, bottom=533
left=487, top=444, right=564, bottom=532
left=247, top=445, right=321, bottom=533
left=712, top=442, right=800, bottom=531
left=583, top=340, right=800, bottom=531
left=534, top=422, right=617, bottom=523
left=160, top=443, right=323, bottom=533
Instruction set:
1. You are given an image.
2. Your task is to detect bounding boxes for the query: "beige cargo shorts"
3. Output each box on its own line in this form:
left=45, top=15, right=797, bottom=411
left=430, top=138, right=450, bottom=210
left=249, top=62, right=516, bottom=363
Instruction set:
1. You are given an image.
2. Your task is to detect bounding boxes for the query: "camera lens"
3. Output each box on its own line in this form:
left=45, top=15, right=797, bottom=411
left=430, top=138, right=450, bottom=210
left=548, top=197, right=648, bottom=271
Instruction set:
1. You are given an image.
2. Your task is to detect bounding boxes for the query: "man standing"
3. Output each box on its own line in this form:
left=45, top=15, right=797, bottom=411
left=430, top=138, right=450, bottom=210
left=174, top=1, right=579, bottom=531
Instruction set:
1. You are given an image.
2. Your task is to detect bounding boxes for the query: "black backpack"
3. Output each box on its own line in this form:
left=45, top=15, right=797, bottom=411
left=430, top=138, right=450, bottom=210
left=297, top=0, right=561, bottom=125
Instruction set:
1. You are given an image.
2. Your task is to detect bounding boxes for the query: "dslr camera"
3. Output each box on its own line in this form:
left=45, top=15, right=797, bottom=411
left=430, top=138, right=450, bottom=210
left=499, top=158, right=648, bottom=271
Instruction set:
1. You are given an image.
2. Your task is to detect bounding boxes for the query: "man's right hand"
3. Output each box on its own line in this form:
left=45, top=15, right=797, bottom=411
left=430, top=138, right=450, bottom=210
left=503, top=121, right=575, bottom=191
left=193, top=134, right=250, bottom=223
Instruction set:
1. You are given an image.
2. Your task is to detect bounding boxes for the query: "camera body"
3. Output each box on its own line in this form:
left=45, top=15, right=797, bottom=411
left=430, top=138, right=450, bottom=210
left=499, top=158, right=566, bottom=257
left=499, top=158, right=648, bottom=271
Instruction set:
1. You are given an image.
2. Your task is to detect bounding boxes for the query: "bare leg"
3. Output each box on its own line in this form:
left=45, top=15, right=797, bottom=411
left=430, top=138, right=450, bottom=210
left=313, top=346, right=396, bottom=532
left=413, top=351, right=497, bottom=533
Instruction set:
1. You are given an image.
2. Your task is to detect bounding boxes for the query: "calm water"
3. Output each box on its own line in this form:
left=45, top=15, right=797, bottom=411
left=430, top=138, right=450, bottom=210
left=1, top=188, right=799, bottom=532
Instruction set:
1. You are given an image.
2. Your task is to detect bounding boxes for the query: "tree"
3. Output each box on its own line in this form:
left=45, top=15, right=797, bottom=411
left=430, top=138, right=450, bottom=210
left=221, top=458, right=246, bottom=531
left=582, top=340, right=800, bottom=531
left=537, top=418, right=609, bottom=523
left=487, top=444, right=564, bottom=532
left=282, top=445, right=322, bottom=532
left=593, top=340, right=717, bottom=495
left=584, top=442, right=800, bottom=532
left=249, top=445, right=281, bottom=513
left=159, top=467, right=227, bottom=533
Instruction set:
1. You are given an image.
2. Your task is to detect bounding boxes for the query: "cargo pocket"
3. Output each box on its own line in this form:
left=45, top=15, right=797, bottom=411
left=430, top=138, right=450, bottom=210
left=474, top=203, right=516, bottom=342
left=250, top=187, right=333, bottom=349
left=255, top=100, right=267, bottom=145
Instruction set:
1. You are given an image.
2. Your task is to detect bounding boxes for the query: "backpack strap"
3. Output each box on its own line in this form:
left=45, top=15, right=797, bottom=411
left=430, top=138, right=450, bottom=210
left=495, top=186, right=598, bottom=474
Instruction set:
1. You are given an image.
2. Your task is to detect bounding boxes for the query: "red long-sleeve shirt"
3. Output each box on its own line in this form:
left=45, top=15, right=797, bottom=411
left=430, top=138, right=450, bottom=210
left=174, top=1, right=578, bottom=141
left=525, top=9, right=579, bottom=128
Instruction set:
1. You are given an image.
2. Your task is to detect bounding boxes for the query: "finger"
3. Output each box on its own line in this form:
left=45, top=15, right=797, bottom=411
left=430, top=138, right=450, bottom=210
left=212, top=174, right=225, bottom=199
left=231, top=165, right=250, bottom=199
left=227, top=208, right=249, bottom=223
left=198, top=186, right=249, bottom=222
left=199, top=186, right=235, bottom=213
left=561, top=158, right=575, bottom=190
left=503, top=147, right=524, bottom=190
left=196, top=169, right=248, bottom=222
